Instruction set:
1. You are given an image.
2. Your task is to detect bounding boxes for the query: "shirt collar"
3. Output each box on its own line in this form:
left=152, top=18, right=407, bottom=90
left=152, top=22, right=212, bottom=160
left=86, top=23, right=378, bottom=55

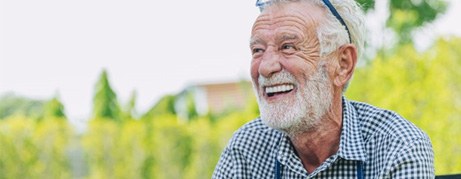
left=337, top=96, right=367, bottom=161
left=276, top=96, right=367, bottom=163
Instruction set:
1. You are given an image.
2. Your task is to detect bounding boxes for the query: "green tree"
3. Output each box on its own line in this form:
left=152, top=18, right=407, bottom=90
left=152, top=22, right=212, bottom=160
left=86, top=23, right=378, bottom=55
left=387, top=0, right=447, bottom=44
left=44, top=96, right=66, bottom=119
left=142, top=94, right=177, bottom=120
left=185, top=92, right=198, bottom=120
left=357, top=0, right=447, bottom=44
left=122, top=90, right=137, bottom=120
left=92, top=70, right=122, bottom=121
left=0, top=93, right=45, bottom=119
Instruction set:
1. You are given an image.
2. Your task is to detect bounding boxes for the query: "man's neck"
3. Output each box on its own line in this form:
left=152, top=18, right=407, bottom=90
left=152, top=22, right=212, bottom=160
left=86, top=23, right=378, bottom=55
left=289, top=97, right=343, bottom=173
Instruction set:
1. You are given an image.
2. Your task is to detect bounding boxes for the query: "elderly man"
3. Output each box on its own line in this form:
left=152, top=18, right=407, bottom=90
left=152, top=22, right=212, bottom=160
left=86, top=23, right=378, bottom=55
left=213, top=0, right=434, bottom=178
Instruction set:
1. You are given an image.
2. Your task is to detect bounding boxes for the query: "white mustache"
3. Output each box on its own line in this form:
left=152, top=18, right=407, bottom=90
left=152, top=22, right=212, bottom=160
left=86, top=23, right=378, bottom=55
left=258, top=70, right=297, bottom=87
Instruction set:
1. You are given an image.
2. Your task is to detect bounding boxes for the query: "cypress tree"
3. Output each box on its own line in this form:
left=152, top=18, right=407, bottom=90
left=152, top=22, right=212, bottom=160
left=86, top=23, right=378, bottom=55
left=44, top=96, right=66, bottom=118
left=92, top=70, right=121, bottom=121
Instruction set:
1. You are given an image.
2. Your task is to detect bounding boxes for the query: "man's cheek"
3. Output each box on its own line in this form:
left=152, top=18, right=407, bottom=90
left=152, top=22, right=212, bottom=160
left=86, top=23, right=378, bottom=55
left=250, top=64, right=261, bottom=82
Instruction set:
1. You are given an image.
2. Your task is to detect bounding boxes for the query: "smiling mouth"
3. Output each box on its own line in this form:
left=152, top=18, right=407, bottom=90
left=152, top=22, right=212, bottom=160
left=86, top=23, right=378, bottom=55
left=265, top=84, right=295, bottom=97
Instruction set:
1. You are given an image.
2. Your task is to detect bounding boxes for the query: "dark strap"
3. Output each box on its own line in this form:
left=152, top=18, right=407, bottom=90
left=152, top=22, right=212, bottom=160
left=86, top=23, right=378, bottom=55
left=357, top=161, right=364, bottom=179
left=274, top=159, right=281, bottom=179
left=320, top=0, right=352, bottom=43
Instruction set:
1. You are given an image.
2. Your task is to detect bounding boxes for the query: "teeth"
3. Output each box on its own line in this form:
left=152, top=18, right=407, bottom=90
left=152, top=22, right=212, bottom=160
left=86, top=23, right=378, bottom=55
left=265, top=84, right=294, bottom=94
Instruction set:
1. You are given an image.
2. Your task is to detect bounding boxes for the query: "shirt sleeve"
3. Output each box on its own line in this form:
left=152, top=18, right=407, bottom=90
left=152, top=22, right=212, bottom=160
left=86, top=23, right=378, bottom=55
left=212, top=147, right=235, bottom=179
left=212, top=145, right=251, bottom=179
left=387, top=136, right=435, bottom=178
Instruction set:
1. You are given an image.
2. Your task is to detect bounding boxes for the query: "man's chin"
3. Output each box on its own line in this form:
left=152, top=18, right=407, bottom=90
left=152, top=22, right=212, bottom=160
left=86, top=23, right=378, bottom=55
left=260, top=111, right=300, bottom=130
left=261, top=118, right=292, bottom=131
left=260, top=110, right=322, bottom=136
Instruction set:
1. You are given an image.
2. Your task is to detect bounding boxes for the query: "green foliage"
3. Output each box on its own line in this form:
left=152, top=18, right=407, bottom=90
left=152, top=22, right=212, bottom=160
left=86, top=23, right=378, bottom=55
left=0, top=94, right=66, bottom=120
left=92, top=70, right=122, bottom=121
left=83, top=119, right=148, bottom=179
left=356, top=0, right=375, bottom=12
left=142, top=95, right=177, bottom=120
left=388, top=0, right=447, bottom=43
left=122, top=91, right=138, bottom=120
left=347, top=37, right=461, bottom=174
left=44, top=97, right=66, bottom=119
left=0, top=103, right=256, bottom=179
left=185, top=92, right=199, bottom=120
left=0, top=116, right=72, bottom=178
left=80, top=112, right=255, bottom=179
left=0, top=93, right=45, bottom=119
left=356, top=0, right=447, bottom=44
left=150, top=116, right=193, bottom=178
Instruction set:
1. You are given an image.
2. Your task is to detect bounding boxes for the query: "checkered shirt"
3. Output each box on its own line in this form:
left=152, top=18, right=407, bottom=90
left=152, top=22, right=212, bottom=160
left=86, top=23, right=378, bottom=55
left=213, top=97, right=434, bottom=178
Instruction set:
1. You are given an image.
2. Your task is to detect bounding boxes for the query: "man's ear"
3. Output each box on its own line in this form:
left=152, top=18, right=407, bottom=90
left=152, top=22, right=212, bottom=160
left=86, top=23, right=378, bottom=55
left=334, top=44, right=357, bottom=87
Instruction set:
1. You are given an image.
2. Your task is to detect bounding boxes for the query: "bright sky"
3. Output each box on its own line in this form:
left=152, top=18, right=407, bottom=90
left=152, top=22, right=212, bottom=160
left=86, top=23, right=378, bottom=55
left=1, top=0, right=460, bottom=125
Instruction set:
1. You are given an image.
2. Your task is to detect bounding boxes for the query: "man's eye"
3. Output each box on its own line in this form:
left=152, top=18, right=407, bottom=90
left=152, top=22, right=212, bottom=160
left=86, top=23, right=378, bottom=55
left=282, top=44, right=296, bottom=50
left=252, top=48, right=265, bottom=54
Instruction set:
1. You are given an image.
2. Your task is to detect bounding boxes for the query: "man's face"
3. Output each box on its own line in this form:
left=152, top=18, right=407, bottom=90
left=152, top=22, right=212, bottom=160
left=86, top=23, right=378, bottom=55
left=250, top=2, right=334, bottom=133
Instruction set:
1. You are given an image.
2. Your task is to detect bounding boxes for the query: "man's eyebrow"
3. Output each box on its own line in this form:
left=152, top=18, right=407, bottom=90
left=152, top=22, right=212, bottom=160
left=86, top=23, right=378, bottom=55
left=250, top=38, right=264, bottom=47
left=277, top=34, right=299, bottom=43
left=249, top=34, right=299, bottom=46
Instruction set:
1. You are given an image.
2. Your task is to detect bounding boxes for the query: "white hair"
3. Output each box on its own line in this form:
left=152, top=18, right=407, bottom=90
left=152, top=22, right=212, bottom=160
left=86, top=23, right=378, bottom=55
left=259, top=0, right=366, bottom=59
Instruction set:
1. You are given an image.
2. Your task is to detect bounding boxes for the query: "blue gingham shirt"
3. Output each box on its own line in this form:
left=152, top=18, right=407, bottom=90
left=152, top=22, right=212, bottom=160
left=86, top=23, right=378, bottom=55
left=213, top=97, right=434, bottom=178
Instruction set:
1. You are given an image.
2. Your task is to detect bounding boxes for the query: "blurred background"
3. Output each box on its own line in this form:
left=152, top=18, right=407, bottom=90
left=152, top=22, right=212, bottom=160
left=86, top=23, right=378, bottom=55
left=0, top=0, right=460, bottom=178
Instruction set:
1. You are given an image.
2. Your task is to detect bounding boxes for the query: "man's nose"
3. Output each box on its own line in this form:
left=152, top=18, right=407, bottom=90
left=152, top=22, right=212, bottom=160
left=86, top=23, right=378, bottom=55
left=259, top=50, right=282, bottom=78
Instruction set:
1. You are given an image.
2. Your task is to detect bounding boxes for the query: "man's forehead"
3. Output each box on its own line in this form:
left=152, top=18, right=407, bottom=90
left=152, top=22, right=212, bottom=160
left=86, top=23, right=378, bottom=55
left=251, top=3, right=323, bottom=41
left=250, top=33, right=300, bottom=46
left=252, top=2, right=324, bottom=31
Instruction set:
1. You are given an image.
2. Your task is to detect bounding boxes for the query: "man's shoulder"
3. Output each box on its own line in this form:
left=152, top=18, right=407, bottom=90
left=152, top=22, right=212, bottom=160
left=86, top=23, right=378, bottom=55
left=349, top=100, right=429, bottom=142
left=347, top=100, right=434, bottom=177
left=213, top=118, right=282, bottom=178
left=227, top=118, right=282, bottom=150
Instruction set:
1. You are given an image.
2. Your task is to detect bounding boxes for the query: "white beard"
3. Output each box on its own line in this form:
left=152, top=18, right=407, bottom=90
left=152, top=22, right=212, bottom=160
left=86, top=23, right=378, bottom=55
left=255, top=64, right=333, bottom=136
